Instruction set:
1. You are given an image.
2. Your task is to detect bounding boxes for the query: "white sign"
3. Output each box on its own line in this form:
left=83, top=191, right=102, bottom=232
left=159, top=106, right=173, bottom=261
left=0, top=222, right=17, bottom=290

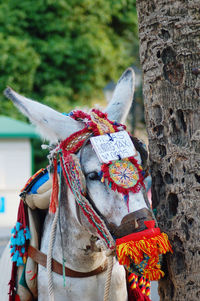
left=90, top=131, right=136, bottom=163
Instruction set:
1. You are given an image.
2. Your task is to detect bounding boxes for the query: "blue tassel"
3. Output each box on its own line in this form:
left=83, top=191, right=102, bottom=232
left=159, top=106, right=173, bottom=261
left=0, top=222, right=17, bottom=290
left=109, top=183, right=112, bottom=188
left=16, top=230, right=25, bottom=245
left=16, top=222, right=21, bottom=232
left=25, top=227, right=31, bottom=240
left=10, top=247, right=15, bottom=254
left=10, top=236, right=16, bottom=245
left=11, top=227, right=16, bottom=234
left=10, top=222, right=31, bottom=266
left=17, top=256, right=24, bottom=266
left=12, top=250, right=19, bottom=262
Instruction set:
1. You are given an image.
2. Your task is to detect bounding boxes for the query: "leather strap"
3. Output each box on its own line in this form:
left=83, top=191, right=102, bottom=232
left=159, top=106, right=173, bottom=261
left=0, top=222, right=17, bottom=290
left=28, top=245, right=107, bottom=278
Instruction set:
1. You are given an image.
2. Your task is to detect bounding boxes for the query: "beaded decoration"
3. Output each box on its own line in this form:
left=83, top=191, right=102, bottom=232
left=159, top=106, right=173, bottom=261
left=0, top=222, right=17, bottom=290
left=101, top=157, right=145, bottom=196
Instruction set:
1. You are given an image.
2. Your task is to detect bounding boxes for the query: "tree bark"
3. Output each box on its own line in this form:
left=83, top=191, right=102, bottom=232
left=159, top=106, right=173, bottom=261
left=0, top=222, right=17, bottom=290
left=136, top=1, right=200, bottom=300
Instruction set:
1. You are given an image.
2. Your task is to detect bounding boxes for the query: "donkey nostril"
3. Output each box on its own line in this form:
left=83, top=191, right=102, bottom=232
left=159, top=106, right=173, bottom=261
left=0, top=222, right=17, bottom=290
left=133, top=220, right=139, bottom=229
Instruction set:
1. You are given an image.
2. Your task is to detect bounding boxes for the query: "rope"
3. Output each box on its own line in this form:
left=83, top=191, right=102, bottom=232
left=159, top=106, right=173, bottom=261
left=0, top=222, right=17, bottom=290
left=47, top=207, right=59, bottom=301
left=95, top=240, right=115, bottom=301
left=58, top=166, right=67, bottom=287
left=103, top=250, right=114, bottom=301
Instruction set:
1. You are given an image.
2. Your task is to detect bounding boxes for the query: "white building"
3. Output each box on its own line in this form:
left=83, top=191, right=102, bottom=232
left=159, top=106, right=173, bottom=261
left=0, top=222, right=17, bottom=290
left=0, top=116, right=39, bottom=228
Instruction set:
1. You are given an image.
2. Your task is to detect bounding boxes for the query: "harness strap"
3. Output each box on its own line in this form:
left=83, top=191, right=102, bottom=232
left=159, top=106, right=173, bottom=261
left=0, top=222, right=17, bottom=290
left=28, top=245, right=108, bottom=278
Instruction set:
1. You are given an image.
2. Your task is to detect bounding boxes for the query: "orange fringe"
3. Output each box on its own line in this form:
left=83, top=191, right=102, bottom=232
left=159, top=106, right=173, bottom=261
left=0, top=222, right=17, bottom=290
left=116, top=232, right=173, bottom=281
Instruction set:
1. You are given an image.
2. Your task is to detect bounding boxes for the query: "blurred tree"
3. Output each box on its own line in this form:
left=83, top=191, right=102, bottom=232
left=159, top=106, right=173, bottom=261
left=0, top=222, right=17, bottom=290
left=0, top=0, right=139, bottom=170
left=0, top=0, right=139, bottom=114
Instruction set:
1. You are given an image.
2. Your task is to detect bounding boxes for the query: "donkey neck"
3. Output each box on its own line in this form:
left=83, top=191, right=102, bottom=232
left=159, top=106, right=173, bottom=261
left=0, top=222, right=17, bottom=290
left=41, top=185, right=107, bottom=273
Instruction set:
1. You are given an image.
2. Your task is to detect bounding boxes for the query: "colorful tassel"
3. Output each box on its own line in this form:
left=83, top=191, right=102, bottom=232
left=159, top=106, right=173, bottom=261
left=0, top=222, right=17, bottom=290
left=145, top=280, right=151, bottom=297
left=10, top=223, right=30, bottom=266
left=116, top=221, right=173, bottom=281
left=139, top=276, right=146, bottom=294
left=129, top=287, right=145, bottom=301
left=9, top=199, right=30, bottom=300
left=127, top=272, right=152, bottom=301
left=128, top=273, right=138, bottom=290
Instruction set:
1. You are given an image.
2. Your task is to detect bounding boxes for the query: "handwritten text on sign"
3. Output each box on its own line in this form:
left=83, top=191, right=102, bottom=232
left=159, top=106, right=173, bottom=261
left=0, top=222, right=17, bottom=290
left=90, top=131, right=136, bottom=163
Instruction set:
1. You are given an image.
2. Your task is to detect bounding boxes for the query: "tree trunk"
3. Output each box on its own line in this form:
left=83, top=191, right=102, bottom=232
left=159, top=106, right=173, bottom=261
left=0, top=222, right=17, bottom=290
left=135, top=1, right=200, bottom=300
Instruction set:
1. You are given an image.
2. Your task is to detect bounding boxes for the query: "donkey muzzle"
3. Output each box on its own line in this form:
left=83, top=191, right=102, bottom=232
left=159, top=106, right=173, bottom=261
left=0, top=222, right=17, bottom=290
left=109, top=208, right=153, bottom=239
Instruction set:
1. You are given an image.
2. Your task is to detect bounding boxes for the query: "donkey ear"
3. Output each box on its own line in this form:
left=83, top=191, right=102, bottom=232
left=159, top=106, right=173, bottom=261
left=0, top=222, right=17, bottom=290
left=104, top=68, right=135, bottom=124
left=4, top=88, right=83, bottom=143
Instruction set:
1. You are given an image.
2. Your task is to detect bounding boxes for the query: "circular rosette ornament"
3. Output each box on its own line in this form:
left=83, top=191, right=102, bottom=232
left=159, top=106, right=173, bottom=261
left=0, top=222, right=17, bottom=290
left=101, top=157, right=145, bottom=196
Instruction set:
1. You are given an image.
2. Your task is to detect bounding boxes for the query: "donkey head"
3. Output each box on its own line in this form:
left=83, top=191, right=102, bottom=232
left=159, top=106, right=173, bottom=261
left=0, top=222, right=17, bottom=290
left=4, top=68, right=153, bottom=242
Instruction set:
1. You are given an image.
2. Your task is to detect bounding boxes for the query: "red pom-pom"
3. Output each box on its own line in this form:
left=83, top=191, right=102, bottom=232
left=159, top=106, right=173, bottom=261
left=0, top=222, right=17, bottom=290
left=144, top=220, right=155, bottom=229
left=128, top=287, right=145, bottom=301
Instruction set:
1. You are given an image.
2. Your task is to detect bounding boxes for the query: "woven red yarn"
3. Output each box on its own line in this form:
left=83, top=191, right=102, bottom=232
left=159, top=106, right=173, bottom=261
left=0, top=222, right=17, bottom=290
left=101, top=157, right=145, bottom=196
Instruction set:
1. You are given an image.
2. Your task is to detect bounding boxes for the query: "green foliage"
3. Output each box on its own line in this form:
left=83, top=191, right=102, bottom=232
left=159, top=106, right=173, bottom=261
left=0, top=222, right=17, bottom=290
left=0, top=0, right=139, bottom=170
left=0, top=0, right=138, bottom=109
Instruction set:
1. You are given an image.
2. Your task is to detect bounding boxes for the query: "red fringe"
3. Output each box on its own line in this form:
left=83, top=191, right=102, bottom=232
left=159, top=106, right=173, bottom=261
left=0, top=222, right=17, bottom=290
left=116, top=221, right=161, bottom=244
left=8, top=262, right=17, bottom=301
left=101, top=157, right=145, bottom=196
left=70, top=110, right=91, bottom=121
left=49, top=158, right=59, bottom=214
left=128, top=287, right=145, bottom=301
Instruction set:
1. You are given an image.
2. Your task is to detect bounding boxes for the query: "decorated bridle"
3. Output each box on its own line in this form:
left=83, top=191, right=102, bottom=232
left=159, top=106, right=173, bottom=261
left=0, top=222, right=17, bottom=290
left=48, top=109, right=172, bottom=281
left=49, top=109, right=147, bottom=249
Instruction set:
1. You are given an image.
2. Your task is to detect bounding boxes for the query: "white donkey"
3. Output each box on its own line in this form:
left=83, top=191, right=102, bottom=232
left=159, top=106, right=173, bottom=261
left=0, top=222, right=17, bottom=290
left=0, top=68, right=152, bottom=301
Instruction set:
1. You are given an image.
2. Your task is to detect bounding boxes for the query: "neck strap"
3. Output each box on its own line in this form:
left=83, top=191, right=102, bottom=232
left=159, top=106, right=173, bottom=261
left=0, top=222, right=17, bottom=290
left=28, top=245, right=108, bottom=277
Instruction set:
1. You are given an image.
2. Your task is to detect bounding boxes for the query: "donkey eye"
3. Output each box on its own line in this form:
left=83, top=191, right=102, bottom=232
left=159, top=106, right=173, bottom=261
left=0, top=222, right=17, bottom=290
left=88, top=172, right=100, bottom=181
